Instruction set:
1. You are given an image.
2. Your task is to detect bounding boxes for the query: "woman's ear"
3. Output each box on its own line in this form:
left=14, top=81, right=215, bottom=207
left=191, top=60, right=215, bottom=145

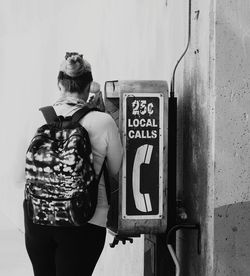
left=58, top=82, right=65, bottom=92
left=57, top=82, right=61, bottom=91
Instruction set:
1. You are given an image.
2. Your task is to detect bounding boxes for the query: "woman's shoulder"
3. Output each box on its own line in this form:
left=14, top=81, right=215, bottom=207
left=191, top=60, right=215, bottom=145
left=83, top=110, right=117, bottom=130
left=87, top=110, right=114, bottom=123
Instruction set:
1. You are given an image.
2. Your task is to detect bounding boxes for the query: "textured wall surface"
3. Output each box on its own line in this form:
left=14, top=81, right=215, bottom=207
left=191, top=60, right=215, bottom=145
left=176, top=0, right=216, bottom=275
left=214, top=1, right=250, bottom=275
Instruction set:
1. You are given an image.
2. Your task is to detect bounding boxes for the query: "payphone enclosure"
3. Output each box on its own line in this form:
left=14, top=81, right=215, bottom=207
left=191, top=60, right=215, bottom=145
left=105, top=80, right=168, bottom=236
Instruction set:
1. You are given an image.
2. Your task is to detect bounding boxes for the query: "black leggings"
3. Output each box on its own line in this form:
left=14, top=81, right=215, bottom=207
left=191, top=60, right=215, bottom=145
left=24, top=204, right=106, bottom=276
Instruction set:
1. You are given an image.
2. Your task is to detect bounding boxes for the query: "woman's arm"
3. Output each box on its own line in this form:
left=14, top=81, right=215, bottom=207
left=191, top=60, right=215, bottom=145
left=105, top=117, right=123, bottom=176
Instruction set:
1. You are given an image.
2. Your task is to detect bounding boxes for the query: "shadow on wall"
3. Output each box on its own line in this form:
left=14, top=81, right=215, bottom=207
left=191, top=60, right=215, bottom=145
left=179, top=66, right=212, bottom=276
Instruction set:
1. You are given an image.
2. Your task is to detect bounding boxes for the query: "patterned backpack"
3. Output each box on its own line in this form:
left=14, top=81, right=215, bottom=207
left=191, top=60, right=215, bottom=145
left=24, top=105, right=103, bottom=227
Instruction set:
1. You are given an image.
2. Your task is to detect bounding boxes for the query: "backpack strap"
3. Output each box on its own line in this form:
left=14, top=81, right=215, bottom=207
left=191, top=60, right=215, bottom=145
left=72, top=106, right=100, bottom=123
left=103, top=162, right=111, bottom=204
left=39, top=106, right=58, bottom=123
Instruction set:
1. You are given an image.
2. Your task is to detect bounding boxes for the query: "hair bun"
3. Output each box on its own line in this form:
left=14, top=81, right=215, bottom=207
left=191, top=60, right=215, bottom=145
left=60, top=52, right=92, bottom=77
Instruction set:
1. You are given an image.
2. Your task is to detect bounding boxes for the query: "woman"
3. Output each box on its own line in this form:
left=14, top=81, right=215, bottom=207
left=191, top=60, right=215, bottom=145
left=24, top=52, right=123, bottom=276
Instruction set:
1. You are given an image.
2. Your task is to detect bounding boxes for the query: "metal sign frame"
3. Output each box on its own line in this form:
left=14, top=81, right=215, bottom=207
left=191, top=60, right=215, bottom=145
left=121, top=92, right=164, bottom=220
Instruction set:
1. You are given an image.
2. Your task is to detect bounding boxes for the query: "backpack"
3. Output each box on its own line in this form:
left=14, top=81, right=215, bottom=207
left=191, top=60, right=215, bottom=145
left=24, top=105, right=105, bottom=227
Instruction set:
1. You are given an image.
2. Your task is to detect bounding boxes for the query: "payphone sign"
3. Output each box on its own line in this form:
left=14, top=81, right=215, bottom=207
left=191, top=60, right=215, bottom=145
left=122, top=93, right=164, bottom=219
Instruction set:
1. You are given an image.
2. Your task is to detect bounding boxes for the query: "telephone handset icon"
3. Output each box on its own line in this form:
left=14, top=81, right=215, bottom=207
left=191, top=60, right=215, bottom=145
left=132, top=144, right=153, bottom=213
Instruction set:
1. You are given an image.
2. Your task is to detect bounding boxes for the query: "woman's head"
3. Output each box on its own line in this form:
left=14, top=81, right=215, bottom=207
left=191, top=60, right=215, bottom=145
left=58, top=52, right=93, bottom=94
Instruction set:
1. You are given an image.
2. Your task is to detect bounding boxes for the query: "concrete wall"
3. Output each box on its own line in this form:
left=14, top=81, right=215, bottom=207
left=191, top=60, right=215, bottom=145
left=0, top=0, right=186, bottom=275
left=214, top=1, right=250, bottom=275
left=176, top=0, right=250, bottom=275
left=162, top=0, right=250, bottom=275
left=175, top=0, right=216, bottom=275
